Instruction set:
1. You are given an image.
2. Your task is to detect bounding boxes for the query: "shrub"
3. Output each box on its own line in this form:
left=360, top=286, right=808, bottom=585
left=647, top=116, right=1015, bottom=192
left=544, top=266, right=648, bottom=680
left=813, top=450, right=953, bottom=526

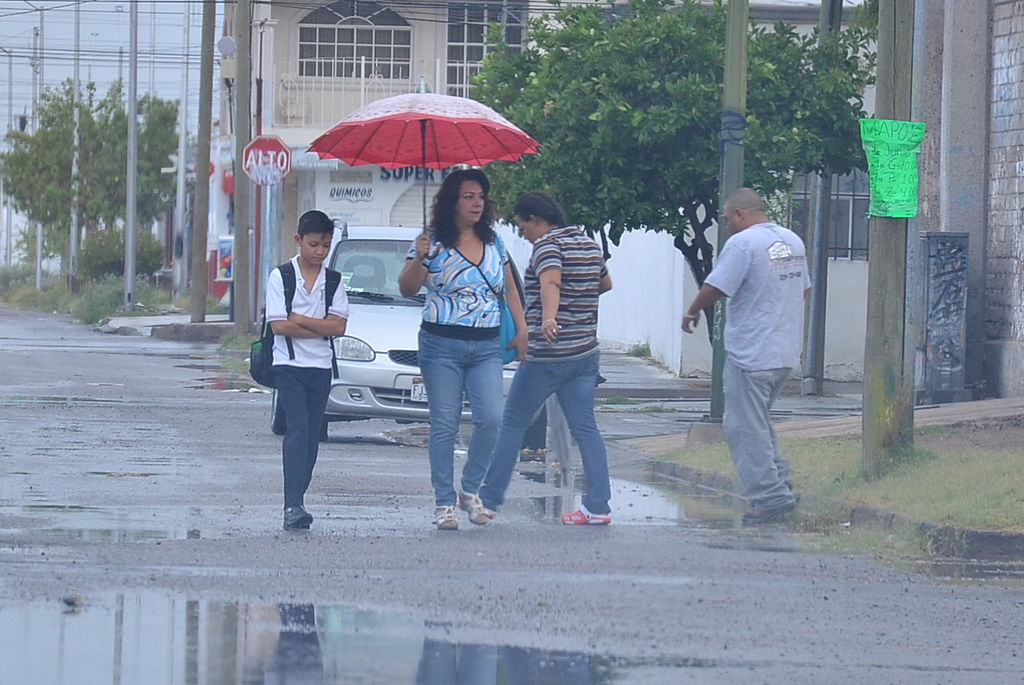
left=0, top=264, right=37, bottom=297
left=5, top=277, right=73, bottom=313
left=79, top=228, right=164, bottom=281
left=73, top=274, right=172, bottom=324
left=75, top=274, right=125, bottom=324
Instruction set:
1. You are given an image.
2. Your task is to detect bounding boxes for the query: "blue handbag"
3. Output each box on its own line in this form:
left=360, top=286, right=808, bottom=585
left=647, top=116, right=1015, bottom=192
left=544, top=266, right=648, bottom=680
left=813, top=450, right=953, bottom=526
left=478, top=237, right=520, bottom=364
left=497, top=295, right=517, bottom=364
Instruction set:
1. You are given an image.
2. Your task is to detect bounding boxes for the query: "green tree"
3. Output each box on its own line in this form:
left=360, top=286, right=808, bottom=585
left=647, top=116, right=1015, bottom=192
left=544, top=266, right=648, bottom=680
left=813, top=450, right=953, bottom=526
left=475, top=0, right=875, bottom=286
left=0, top=79, right=178, bottom=274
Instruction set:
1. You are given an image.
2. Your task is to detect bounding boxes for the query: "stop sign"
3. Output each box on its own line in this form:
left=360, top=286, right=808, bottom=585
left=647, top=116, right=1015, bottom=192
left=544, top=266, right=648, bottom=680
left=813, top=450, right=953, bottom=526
left=242, top=135, right=292, bottom=186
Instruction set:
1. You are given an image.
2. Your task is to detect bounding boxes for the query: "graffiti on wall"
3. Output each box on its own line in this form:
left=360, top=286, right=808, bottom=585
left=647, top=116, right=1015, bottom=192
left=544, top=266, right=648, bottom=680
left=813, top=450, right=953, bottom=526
left=924, top=235, right=967, bottom=389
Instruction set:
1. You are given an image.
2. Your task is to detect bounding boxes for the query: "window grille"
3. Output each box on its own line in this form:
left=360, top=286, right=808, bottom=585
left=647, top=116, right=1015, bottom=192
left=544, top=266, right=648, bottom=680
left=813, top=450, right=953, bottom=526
left=446, top=2, right=526, bottom=97
left=298, top=1, right=412, bottom=80
left=787, top=169, right=870, bottom=260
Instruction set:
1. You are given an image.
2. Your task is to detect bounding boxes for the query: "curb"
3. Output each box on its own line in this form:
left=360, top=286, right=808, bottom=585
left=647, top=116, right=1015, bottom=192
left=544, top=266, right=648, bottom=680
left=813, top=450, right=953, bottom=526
left=150, top=322, right=235, bottom=343
left=648, top=460, right=1024, bottom=561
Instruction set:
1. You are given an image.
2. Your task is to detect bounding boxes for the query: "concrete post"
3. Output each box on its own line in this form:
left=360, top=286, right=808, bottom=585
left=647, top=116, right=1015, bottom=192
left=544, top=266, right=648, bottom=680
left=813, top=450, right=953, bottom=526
left=908, top=0, right=945, bottom=398
left=939, top=3, right=991, bottom=389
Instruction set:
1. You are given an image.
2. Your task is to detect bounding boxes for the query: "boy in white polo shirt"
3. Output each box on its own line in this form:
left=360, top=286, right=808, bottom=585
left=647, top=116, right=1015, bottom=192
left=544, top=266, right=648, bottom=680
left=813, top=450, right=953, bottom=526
left=265, top=210, right=349, bottom=530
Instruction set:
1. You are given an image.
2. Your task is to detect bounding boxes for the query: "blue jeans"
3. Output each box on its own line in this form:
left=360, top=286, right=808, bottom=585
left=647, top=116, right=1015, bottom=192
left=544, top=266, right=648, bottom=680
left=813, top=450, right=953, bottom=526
left=273, top=365, right=332, bottom=509
left=479, top=352, right=610, bottom=515
left=418, top=329, right=504, bottom=507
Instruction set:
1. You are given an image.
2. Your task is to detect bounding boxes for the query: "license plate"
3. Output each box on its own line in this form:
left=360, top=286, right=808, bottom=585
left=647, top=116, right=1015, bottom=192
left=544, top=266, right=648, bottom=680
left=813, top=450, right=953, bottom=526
left=410, top=378, right=428, bottom=403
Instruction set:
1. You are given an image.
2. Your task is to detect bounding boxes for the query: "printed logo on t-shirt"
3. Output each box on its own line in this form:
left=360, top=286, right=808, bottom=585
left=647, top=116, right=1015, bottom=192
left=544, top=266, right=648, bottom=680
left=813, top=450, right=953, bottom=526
left=768, top=240, right=804, bottom=281
left=767, top=241, right=793, bottom=260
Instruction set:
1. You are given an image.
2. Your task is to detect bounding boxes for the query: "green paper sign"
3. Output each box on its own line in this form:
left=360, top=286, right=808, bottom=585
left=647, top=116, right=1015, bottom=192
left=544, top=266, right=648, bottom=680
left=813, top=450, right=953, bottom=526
left=859, top=118, right=926, bottom=218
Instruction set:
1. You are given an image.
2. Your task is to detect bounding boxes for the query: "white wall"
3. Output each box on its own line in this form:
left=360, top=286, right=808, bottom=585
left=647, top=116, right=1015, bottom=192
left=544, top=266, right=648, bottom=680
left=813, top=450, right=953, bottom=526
left=498, top=224, right=870, bottom=381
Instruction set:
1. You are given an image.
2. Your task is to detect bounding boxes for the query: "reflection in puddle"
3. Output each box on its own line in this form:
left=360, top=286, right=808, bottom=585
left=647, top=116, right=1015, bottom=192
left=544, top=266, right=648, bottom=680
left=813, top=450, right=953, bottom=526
left=0, top=504, right=204, bottom=542
left=517, top=463, right=738, bottom=529
left=0, top=594, right=625, bottom=684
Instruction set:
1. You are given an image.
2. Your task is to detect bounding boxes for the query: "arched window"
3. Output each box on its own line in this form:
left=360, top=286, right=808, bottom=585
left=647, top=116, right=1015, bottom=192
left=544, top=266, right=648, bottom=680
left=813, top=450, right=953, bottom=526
left=298, top=1, right=411, bottom=79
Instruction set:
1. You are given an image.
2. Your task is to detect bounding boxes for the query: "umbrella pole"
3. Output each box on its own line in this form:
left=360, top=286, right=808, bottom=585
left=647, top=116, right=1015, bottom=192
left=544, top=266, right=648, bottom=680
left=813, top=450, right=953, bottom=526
left=421, top=119, right=428, bottom=235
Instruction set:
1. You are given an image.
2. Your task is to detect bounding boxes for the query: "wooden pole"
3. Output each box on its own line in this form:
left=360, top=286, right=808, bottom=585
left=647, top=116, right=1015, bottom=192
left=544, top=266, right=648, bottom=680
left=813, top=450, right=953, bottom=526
left=190, top=0, right=216, bottom=322
left=234, top=0, right=252, bottom=333
left=862, top=0, right=915, bottom=478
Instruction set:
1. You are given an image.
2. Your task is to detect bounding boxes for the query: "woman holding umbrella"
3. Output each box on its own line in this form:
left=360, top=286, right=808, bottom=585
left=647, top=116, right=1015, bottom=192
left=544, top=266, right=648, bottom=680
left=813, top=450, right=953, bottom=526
left=399, top=168, right=527, bottom=530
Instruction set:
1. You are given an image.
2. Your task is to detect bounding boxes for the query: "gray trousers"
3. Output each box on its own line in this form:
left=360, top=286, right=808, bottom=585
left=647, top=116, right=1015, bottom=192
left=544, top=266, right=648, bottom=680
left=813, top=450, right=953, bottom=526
left=723, top=358, right=795, bottom=510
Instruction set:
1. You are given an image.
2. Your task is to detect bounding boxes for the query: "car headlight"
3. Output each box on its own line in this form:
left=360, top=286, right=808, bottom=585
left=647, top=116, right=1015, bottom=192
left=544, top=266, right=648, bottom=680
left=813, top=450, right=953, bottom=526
left=335, top=336, right=375, bottom=361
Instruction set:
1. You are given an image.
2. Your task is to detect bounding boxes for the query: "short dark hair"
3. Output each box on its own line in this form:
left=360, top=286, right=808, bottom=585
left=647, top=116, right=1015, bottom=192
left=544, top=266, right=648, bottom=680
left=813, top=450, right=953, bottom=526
left=429, top=168, right=495, bottom=248
left=514, top=190, right=566, bottom=227
left=298, top=209, right=334, bottom=236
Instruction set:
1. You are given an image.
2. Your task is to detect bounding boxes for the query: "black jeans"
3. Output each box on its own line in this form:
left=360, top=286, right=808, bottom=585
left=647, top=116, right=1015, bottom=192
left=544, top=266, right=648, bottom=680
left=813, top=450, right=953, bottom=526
left=273, top=365, right=331, bottom=508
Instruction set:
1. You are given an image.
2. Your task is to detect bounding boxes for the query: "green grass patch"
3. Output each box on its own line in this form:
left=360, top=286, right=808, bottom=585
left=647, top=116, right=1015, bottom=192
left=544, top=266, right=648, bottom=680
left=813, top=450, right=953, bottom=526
left=0, top=268, right=224, bottom=326
left=626, top=342, right=651, bottom=358
left=661, top=429, right=1024, bottom=531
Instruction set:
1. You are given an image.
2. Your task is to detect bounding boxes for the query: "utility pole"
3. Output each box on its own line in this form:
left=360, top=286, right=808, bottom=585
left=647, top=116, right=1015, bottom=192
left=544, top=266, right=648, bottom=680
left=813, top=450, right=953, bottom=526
left=173, top=3, right=191, bottom=300
left=32, top=25, right=41, bottom=290
left=125, top=0, right=139, bottom=309
left=190, top=0, right=216, bottom=323
left=1, top=46, right=12, bottom=267
left=149, top=0, right=157, bottom=95
left=710, top=0, right=749, bottom=420
left=234, top=0, right=253, bottom=333
left=862, top=0, right=916, bottom=478
left=69, top=0, right=81, bottom=290
left=802, top=0, right=844, bottom=396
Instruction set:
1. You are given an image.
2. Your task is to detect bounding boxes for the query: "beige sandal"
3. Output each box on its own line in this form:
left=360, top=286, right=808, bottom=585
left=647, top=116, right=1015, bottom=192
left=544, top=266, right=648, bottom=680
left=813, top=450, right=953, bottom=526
left=434, top=506, right=459, bottom=530
left=458, top=491, right=493, bottom=525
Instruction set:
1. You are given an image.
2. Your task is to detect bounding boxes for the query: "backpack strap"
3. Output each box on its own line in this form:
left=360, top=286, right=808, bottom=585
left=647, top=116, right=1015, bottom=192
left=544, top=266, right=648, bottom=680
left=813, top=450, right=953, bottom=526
left=324, top=268, right=342, bottom=379
left=278, top=262, right=297, bottom=361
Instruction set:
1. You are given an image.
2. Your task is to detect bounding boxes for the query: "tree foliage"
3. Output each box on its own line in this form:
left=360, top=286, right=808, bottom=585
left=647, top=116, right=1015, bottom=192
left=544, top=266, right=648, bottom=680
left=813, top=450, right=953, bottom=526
left=0, top=79, right=178, bottom=273
left=475, top=0, right=875, bottom=285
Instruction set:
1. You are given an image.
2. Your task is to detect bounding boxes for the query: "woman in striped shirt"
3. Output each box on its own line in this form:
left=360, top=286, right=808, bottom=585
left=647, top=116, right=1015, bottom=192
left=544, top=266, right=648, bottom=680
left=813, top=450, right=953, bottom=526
left=478, top=191, right=615, bottom=525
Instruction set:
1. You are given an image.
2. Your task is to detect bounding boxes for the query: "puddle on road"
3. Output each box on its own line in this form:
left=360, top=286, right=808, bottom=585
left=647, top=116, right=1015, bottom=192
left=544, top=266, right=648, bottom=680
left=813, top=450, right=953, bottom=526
left=0, top=504, right=206, bottom=543
left=0, top=395, right=125, bottom=407
left=516, top=464, right=738, bottom=529
left=188, top=376, right=257, bottom=391
left=895, top=558, right=1024, bottom=586
left=0, top=593, right=732, bottom=684
left=175, top=363, right=223, bottom=372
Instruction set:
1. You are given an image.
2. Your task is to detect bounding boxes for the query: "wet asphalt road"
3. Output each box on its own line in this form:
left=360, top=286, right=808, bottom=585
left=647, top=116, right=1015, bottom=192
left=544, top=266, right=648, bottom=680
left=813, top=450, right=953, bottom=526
left=1, top=307, right=1023, bottom=684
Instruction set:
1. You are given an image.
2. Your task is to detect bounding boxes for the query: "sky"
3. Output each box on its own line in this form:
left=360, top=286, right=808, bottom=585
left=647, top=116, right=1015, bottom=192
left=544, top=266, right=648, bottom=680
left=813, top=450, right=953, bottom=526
left=0, top=0, right=222, bottom=142
left=0, top=0, right=868, bottom=146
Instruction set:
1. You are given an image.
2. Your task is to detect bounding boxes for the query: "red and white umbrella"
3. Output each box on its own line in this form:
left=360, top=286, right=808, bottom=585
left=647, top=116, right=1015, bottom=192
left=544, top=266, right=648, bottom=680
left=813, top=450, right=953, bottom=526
left=308, top=92, right=540, bottom=170
left=308, top=92, right=539, bottom=229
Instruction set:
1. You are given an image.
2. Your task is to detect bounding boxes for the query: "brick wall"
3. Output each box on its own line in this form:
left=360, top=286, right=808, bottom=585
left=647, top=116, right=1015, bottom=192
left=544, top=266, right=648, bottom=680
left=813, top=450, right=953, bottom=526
left=987, top=0, right=1024, bottom=396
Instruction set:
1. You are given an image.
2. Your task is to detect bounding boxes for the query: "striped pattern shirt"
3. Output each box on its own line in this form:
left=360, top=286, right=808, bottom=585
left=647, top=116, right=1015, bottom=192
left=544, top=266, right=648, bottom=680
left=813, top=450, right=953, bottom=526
left=525, top=226, right=608, bottom=361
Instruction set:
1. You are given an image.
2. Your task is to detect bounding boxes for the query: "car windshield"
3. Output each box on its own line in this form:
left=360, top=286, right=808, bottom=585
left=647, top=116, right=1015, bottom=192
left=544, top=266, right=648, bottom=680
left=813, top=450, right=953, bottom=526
left=329, top=238, right=423, bottom=306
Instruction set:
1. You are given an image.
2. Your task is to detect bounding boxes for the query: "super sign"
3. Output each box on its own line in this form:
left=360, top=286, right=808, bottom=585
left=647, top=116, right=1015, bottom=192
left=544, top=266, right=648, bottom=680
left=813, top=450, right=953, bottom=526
left=242, top=136, right=292, bottom=186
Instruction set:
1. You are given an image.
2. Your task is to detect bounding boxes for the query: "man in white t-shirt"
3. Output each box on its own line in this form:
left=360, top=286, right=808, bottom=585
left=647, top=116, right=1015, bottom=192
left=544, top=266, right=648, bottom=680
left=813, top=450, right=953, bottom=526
left=682, top=188, right=810, bottom=524
left=265, top=210, right=349, bottom=530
